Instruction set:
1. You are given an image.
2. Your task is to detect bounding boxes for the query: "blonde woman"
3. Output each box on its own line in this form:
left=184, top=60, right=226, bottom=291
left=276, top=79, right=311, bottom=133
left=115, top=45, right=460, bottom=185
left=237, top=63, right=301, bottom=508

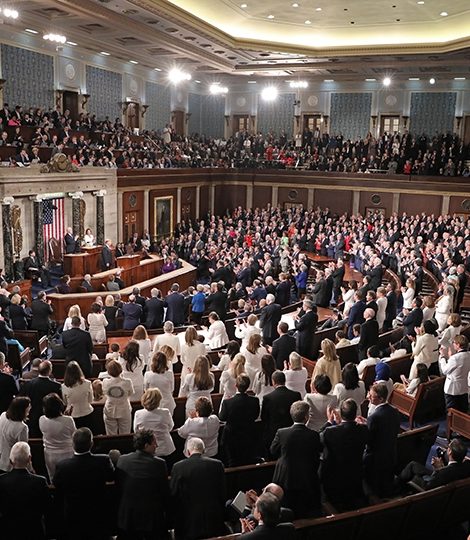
left=132, top=325, right=152, bottom=368
left=284, top=351, right=308, bottom=398
left=133, top=388, right=175, bottom=458
left=401, top=278, right=415, bottom=310
left=104, top=295, right=119, bottom=331
left=179, top=355, right=214, bottom=417
left=241, top=333, right=268, bottom=387
left=219, top=353, right=246, bottom=401
left=435, top=286, right=453, bottom=332
left=439, top=313, right=462, bottom=351
left=422, top=295, right=436, bottom=322
left=180, top=326, right=206, bottom=379
left=102, top=360, right=134, bottom=435
left=160, top=344, right=177, bottom=370
left=63, top=304, right=86, bottom=332
left=312, top=338, right=342, bottom=388
left=144, top=351, right=176, bottom=414
left=234, top=314, right=261, bottom=348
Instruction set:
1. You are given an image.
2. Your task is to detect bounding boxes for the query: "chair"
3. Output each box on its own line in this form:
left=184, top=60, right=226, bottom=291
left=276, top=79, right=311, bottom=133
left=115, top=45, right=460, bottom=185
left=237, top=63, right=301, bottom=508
left=396, top=424, right=439, bottom=473
left=48, top=237, right=63, bottom=266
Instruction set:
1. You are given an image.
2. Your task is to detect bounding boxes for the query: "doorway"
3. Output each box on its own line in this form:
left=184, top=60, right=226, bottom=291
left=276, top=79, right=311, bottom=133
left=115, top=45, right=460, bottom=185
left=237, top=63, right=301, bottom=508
left=463, top=115, right=470, bottom=146
left=124, top=211, right=138, bottom=242
left=126, top=102, right=140, bottom=130
left=232, top=115, right=250, bottom=135
left=172, top=110, right=185, bottom=136
left=380, top=115, right=400, bottom=135
left=63, top=91, right=79, bottom=122
left=303, top=114, right=322, bottom=133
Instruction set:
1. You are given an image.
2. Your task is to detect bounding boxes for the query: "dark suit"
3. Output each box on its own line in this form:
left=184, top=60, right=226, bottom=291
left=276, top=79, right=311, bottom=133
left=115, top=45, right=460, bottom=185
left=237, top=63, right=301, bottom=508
left=164, top=292, right=186, bottom=327
left=367, top=266, right=383, bottom=291
left=402, top=307, right=423, bottom=336
left=275, top=280, right=291, bottom=307
left=259, top=302, right=282, bottom=346
left=358, top=319, right=379, bottom=360
left=64, top=233, right=78, bottom=254
left=122, top=302, right=143, bottom=331
left=0, top=372, right=17, bottom=413
left=364, top=403, right=401, bottom=497
left=384, top=291, right=397, bottom=331
left=241, top=523, right=296, bottom=539
left=271, top=423, right=322, bottom=518
left=261, top=386, right=301, bottom=453
left=30, top=298, right=53, bottom=336
left=144, top=297, right=165, bottom=329
left=100, top=244, right=114, bottom=271
left=400, top=460, right=470, bottom=491
left=320, top=421, right=369, bottom=509
left=9, top=303, right=28, bottom=330
left=80, top=279, right=93, bottom=292
left=312, top=278, right=332, bottom=308
left=219, top=392, right=260, bottom=466
left=0, top=468, right=51, bottom=540
left=20, top=376, right=62, bottom=437
left=206, top=290, right=228, bottom=321
left=347, top=300, right=366, bottom=339
left=295, top=310, right=318, bottom=358
left=170, top=454, right=226, bottom=540
left=62, top=327, right=93, bottom=378
left=116, top=450, right=170, bottom=539
left=271, top=334, right=296, bottom=370
left=53, top=452, right=115, bottom=540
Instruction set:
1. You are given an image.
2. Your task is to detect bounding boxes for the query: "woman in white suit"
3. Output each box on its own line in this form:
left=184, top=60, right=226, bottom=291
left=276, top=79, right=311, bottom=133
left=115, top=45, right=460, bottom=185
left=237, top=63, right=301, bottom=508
left=180, top=326, right=206, bottom=379
left=435, top=286, right=453, bottom=332
left=206, top=312, right=229, bottom=349
left=179, top=355, right=214, bottom=417
left=177, top=396, right=220, bottom=457
left=234, top=314, right=261, bottom=348
left=241, top=333, right=268, bottom=388
left=144, top=351, right=176, bottom=414
left=409, top=320, right=439, bottom=379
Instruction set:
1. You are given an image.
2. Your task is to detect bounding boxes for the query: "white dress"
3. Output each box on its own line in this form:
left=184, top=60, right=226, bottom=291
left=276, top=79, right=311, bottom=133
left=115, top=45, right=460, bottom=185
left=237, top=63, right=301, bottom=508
left=179, top=372, right=215, bottom=417
left=177, top=415, right=220, bottom=457
left=153, top=333, right=181, bottom=357
left=376, top=296, right=387, bottom=330
left=342, top=289, right=356, bottom=316
left=241, top=345, right=268, bottom=388
left=333, top=381, right=366, bottom=410
left=133, top=407, right=175, bottom=457
left=0, top=412, right=28, bottom=471
left=253, top=372, right=275, bottom=406
left=135, top=338, right=152, bottom=368
left=180, top=341, right=207, bottom=379
left=143, top=370, right=176, bottom=414
left=63, top=316, right=86, bottom=332
left=87, top=312, right=108, bottom=343
left=102, top=376, right=134, bottom=419
left=219, top=369, right=238, bottom=401
left=39, top=415, right=76, bottom=479
left=435, top=295, right=452, bottom=331
left=284, top=368, right=308, bottom=399
left=207, top=321, right=229, bottom=349
left=402, top=288, right=415, bottom=310
left=61, top=380, right=94, bottom=419
left=118, top=358, right=144, bottom=401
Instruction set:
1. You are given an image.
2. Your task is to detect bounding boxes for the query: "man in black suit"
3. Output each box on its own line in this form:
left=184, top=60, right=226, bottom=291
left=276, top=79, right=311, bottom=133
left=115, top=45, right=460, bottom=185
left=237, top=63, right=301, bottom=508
left=30, top=291, right=53, bottom=336
left=259, top=293, right=282, bottom=346
left=164, top=283, right=186, bottom=326
left=293, top=298, right=318, bottom=358
left=24, top=250, right=51, bottom=289
left=320, top=399, right=369, bottom=510
left=116, top=430, right=170, bottom=539
left=399, top=438, right=470, bottom=491
left=366, top=256, right=383, bottom=291
left=383, top=283, right=397, bottom=331
left=144, top=287, right=165, bottom=329
left=261, top=371, right=301, bottom=455
left=80, top=273, right=93, bottom=292
left=62, top=316, right=93, bottom=378
left=271, top=401, right=322, bottom=519
left=402, top=296, right=423, bottom=336
left=347, top=291, right=366, bottom=339
left=19, top=360, right=61, bottom=437
left=240, top=492, right=295, bottom=539
left=0, top=441, right=51, bottom=540
left=456, top=264, right=467, bottom=311
left=170, top=437, right=227, bottom=540
left=270, top=322, right=296, bottom=370
left=132, top=286, right=147, bottom=322
left=100, top=239, right=114, bottom=271
left=275, top=274, right=291, bottom=307
left=53, top=428, right=115, bottom=540
left=0, top=352, right=17, bottom=413
left=362, top=382, right=401, bottom=497
left=311, top=270, right=332, bottom=308
left=64, top=227, right=79, bottom=254
left=219, top=374, right=260, bottom=466
left=358, top=308, right=379, bottom=361
left=205, top=281, right=228, bottom=321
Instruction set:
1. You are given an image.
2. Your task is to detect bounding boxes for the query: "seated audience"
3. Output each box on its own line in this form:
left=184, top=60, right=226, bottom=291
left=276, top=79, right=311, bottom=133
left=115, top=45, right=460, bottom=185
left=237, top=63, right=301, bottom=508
left=240, top=492, right=295, bottom=539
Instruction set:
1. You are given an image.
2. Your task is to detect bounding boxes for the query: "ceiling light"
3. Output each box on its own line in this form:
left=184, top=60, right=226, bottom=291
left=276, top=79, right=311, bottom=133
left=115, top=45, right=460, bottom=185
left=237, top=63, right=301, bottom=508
left=25, top=28, right=38, bottom=34
left=43, top=34, right=66, bottom=44
left=417, top=1, right=424, bottom=4
left=100, top=51, right=110, bottom=56
left=324, top=79, right=334, bottom=82
left=292, top=3, right=299, bottom=7
left=210, top=83, right=228, bottom=94
left=66, top=41, right=77, bottom=46
left=129, top=60, right=138, bottom=64
left=316, top=7, right=322, bottom=11
left=304, top=20, right=311, bottom=24
left=154, top=68, right=162, bottom=71
left=240, top=3, right=247, bottom=7
left=289, top=81, right=308, bottom=88
left=383, top=77, right=391, bottom=86
left=454, top=77, right=466, bottom=80
left=409, top=77, right=420, bottom=80
left=2, top=8, right=19, bottom=19
left=429, top=77, right=436, bottom=84
left=195, top=80, right=201, bottom=83
left=267, top=14, right=274, bottom=19
left=365, top=78, right=376, bottom=82
left=168, top=68, right=191, bottom=83
left=247, top=80, right=257, bottom=84
left=261, top=86, right=278, bottom=101
left=440, top=11, right=448, bottom=16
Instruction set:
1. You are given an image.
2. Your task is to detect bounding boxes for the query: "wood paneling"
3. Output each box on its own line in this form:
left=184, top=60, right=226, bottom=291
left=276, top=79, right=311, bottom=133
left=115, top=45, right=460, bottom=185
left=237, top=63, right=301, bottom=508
left=122, top=190, right=144, bottom=240
left=214, top=184, right=246, bottom=215
left=253, top=185, right=273, bottom=209
left=278, top=187, right=308, bottom=208
left=449, top=196, right=470, bottom=216
left=314, top=189, right=353, bottom=215
left=359, top=191, right=394, bottom=216
left=199, top=185, right=209, bottom=218
left=398, top=193, right=441, bottom=215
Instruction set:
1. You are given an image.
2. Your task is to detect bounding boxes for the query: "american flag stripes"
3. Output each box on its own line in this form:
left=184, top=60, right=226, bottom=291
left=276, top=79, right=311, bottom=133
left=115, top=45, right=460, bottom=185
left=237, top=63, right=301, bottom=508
left=42, top=198, right=65, bottom=261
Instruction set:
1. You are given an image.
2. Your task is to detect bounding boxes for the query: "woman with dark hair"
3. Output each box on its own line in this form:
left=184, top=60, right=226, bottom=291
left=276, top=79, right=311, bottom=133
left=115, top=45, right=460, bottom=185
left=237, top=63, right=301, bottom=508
left=87, top=302, right=108, bottom=343
left=0, top=396, right=30, bottom=471
left=56, top=275, right=72, bottom=294
left=179, top=355, right=214, bottom=417
left=119, top=341, right=144, bottom=400
left=396, top=363, right=430, bottom=397
left=180, top=326, right=206, bottom=379
left=144, top=351, right=175, bottom=414
left=177, top=396, right=220, bottom=457
left=410, top=319, right=439, bottom=378
left=241, top=333, right=268, bottom=388
left=216, top=340, right=241, bottom=371
left=304, top=375, right=337, bottom=432
left=333, top=363, right=365, bottom=410
left=39, top=393, right=76, bottom=480
left=61, top=361, right=94, bottom=429
left=253, top=354, right=276, bottom=405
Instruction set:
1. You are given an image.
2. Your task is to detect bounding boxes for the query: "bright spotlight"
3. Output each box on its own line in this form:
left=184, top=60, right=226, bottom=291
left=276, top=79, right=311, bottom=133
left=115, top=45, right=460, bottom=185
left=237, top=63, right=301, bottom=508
left=168, top=68, right=191, bottom=83
left=383, top=77, right=391, bottom=87
left=261, top=86, right=278, bottom=101
left=209, top=84, right=228, bottom=95
left=429, top=77, right=436, bottom=85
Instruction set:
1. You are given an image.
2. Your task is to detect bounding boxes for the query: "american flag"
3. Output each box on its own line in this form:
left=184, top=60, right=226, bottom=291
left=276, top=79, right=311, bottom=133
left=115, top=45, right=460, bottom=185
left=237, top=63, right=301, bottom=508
left=43, top=198, right=65, bottom=261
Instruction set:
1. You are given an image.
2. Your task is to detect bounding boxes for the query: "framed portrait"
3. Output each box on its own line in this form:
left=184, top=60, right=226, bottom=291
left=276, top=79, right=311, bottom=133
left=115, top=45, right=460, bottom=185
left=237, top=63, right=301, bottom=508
left=365, top=207, right=386, bottom=218
left=154, top=196, right=173, bottom=239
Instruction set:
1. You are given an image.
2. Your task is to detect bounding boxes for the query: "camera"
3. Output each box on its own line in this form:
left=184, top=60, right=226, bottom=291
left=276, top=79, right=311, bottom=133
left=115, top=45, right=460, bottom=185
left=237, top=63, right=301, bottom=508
left=436, top=447, right=446, bottom=459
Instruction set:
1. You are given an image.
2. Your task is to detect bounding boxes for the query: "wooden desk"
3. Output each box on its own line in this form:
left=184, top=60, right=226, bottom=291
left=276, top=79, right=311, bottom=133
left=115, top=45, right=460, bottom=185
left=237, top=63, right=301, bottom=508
left=82, top=245, right=102, bottom=274
left=6, top=279, right=32, bottom=302
left=116, top=254, right=141, bottom=283
left=48, top=260, right=196, bottom=321
left=63, top=253, right=89, bottom=277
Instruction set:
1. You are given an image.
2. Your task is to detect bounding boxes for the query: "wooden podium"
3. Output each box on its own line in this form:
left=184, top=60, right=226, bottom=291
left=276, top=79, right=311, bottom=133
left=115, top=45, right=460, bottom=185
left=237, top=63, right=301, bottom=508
left=64, top=253, right=89, bottom=277
left=82, top=245, right=103, bottom=275
left=116, top=254, right=141, bottom=284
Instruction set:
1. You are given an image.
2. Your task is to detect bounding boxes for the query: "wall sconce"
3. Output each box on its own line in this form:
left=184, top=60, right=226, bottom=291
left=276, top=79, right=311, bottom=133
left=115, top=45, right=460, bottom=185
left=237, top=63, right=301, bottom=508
left=224, top=115, right=230, bottom=127
left=456, top=116, right=463, bottom=130
left=185, top=112, right=192, bottom=123
left=81, top=93, right=90, bottom=108
left=141, top=105, right=149, bottom=117
left=120, top=102, right=130, bottom=114
left=55, top=89, right=64, bottom=108
left=371, top=115, right=378, bottom=129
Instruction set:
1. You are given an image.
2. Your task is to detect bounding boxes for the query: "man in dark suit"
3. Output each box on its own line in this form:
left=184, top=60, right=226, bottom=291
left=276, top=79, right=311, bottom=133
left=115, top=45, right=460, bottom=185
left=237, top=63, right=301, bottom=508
left=362, top=382, right=401, bottom=497
left=293, top=299, right=318, bottom=359
left=456, top=264, right=467, bottom=311
left=311, top=270, right=331, bottom=308
left=164, top=283, right=186, bottom=326
left=0, top=441, right=51, bottom=540
left=53, top=428, right=115, bottom=540
left=347, top=291, right=366, bottom=339
left=132, top=287, right=146, bottom=321
left=271, top=401, right=322, bottom=519
left=259, top=293, right=282, bottom=346
left=100, top=239, right=114, bottom=271
left=219, top=374, right=260, bottom=466
left=399, top=438, right=470, bottom=491
left=261, top=371, right=301, bottom=455
left=19, top=360, right=61, bottom=437
left=122, top=295, right=143, bottom=331
left=0, top=352, right=17, bottom=413
left=62, top=316, right=93, bottom=378
left=170, top=437, right=227, bottom=540
left=270, top=322, right=296, bottom=370
left=320, top=399, right=369, bottom=510
left=366, top=257, right=383, bottom=291
left=24, top=250, right=51, bottom=289
left=240, top=492, right=295, bottom=539
left=383, top=283, right=397, bottom=331
left=358, top=308, right=379, bottom=361
left=30, top=291, right=53, bottom=336
left=402, top=296, right=424, bottom=336
left=80, top=273, right=93, bottom=292
left=144, top=287, right=165, bottom=329
left=331, top=259, right=345, bottom=304
left=205, top=281, right=228, bottom=321
left=64, top=227, right=79, bottom=254
left=275, top=274, right=291, bottom=307
left=116, top=430, right=170, bottom=539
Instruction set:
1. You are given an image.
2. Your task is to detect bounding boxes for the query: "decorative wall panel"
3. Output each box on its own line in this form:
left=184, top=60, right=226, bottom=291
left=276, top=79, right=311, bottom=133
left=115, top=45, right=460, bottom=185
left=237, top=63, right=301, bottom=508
left=86, top=65, right=122, bottom=120
left=410, top=92, right=456, bottom=135
left=188, top=93, right=202, bottom=135
left=330, top=93, right=372, bottom=140
left=257, top=93, right=295, bottom=137
left=144, top=81, right=171, bottom=132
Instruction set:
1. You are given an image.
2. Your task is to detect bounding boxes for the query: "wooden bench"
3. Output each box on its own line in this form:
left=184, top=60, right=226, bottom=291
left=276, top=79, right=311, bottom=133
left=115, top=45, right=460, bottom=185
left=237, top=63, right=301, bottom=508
left=446, top=408, right=470, bottom=440
left=337, top=343, right=358, bottom=366
left=361, top=354, right=413, bottom=391
left=49, top=358, right=107, bottom=379
left=395, top=423, right=439, bottom=473
left=7, top=345, right=31, bottom=374
left=13, top=330, right=48, bottom=357
left=389, top=376, right=445, bottom=428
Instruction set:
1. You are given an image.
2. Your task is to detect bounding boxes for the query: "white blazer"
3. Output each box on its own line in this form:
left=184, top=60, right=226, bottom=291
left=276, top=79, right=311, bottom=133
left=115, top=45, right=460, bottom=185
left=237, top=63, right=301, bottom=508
left=207, top=320, right=229, bottom=349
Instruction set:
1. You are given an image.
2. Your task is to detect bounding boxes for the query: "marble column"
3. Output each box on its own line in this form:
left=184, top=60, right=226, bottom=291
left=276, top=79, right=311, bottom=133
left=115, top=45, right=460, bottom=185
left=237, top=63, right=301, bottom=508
left=2, top=197, right=14, bottom=281
left=94, top=190, right=106, bottom=246
left=70, top=191, right=84, bottom=240
left=177, top=187, right=182, bottom=223
left=195, top=186, right=200, bottom=220
left=32, top=197, right=44, bottom=265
